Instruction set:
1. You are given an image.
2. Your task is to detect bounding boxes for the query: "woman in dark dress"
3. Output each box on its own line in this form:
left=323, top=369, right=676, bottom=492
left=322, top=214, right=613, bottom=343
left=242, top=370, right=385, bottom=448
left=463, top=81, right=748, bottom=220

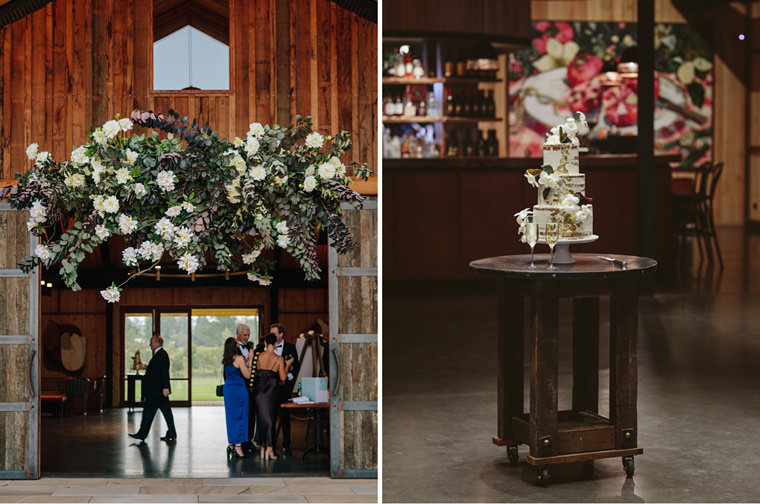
left=222, top=337, right=251, bottom=459
left=254, top=333, right=292, bottom=460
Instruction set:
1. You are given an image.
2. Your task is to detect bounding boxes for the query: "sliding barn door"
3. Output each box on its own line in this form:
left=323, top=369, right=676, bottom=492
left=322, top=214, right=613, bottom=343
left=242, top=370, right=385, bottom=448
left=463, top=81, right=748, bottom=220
left=0, top=202, right=40, bottom=479
left=328, top=199, right=378, bottom=478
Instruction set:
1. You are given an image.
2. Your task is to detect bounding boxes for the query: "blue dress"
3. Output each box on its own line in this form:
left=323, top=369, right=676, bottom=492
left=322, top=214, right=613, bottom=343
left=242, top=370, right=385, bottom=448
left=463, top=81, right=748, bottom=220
left=223, top=365, right=249, bottom=444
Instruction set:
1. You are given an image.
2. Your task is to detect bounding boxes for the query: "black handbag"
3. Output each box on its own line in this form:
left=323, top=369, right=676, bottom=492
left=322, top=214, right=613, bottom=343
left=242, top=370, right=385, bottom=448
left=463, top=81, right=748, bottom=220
left=216, top=384, right=224, bottom=397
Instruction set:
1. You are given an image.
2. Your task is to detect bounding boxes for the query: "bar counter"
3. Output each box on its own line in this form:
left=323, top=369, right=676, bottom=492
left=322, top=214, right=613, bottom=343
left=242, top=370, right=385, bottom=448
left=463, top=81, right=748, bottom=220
left=383, top=153, right=680, bottom=282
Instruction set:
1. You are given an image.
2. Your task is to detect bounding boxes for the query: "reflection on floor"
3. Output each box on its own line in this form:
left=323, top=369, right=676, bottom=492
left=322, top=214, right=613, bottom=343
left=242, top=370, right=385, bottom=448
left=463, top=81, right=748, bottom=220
left=383, top=227, right=760, bottom=502
left=42, top=405, right=330, bottom=478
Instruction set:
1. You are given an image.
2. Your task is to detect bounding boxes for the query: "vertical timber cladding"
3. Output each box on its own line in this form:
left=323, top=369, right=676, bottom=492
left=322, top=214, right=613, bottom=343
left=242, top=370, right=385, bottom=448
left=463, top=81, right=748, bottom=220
left=329, top=200, right=378, bottom=478
left=0, top=203, right=39, bottom=479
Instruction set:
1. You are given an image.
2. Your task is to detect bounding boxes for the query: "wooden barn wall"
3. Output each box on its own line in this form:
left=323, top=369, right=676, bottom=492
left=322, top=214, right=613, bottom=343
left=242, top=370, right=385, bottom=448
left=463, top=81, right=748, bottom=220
left=532, top=0, right=748, bottom=226
left=0, top=0, right=377, bottom=181
left=41, top=285, right=327, bottom=407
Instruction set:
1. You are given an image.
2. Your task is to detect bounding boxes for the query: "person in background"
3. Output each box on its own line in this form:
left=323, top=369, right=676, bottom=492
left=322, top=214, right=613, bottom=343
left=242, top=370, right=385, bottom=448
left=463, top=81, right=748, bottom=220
left=270, top=323, right=299, bottom=455
left=222, top=336, right=252, bottom=459
left=129, top=333, right=177, bottom=443
left=254, top=333, right=292, bottom=460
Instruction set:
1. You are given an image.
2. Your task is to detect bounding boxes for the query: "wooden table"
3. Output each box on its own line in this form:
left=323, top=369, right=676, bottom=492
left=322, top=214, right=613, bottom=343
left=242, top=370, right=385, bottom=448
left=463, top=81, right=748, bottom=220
left=281, top=401, right=329, bottom=460
left=470, top=253, right=657, bottom=486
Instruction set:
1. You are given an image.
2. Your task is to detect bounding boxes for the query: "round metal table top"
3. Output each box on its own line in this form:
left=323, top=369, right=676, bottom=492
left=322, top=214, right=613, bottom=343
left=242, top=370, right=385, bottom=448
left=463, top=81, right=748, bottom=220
left=469, top=253, right=657, bottom=280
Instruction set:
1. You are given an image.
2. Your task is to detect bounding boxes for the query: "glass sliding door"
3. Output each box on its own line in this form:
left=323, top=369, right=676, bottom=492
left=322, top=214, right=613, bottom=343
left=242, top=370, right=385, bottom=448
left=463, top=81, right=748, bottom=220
left=159, top=311, right=190, bottom=404
left=123, top=312, right=153, bottom=403
left=190, top=308, right=260, bottom=403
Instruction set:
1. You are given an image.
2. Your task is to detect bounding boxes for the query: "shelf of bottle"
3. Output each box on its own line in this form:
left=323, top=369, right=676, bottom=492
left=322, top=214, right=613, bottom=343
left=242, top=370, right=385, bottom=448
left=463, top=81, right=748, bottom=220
left=382, top=77, right=502, bottom=85
left=383, top=115, right=501, bottom=124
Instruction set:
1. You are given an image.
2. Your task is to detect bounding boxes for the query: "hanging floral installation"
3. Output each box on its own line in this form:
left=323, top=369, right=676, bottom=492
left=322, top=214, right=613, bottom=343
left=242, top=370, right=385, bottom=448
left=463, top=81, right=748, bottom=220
left=9, top=110, right=371, bottom=303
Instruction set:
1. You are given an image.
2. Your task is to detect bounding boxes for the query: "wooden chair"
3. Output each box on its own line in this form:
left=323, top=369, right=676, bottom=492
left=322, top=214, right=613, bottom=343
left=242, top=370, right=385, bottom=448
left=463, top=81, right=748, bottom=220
left=672, top=162, right=724, bottom=269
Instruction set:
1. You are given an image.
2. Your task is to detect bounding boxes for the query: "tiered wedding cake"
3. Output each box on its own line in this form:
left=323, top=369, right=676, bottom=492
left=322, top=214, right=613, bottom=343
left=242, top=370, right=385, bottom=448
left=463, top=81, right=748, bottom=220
left=516, top=112, right=594, bottom=241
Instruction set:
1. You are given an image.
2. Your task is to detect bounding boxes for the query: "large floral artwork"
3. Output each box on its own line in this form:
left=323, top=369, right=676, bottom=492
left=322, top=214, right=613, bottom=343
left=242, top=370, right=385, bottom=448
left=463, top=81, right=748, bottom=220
left=508, top=21, right=713, bottom=166
left=9, top=111, right=370, bottom=302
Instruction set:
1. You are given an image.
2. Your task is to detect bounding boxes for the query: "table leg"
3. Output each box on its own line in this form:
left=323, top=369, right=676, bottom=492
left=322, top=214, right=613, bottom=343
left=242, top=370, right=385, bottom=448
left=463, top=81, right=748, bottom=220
left=302, top=408, right=329, bottom=459
left=573, top=297, right=600, bottom=413
left=610, top=278, right=638, bottom=449
left=530, top=280, right=559, bottom=458
left=497, top=279, right=525, bottom=443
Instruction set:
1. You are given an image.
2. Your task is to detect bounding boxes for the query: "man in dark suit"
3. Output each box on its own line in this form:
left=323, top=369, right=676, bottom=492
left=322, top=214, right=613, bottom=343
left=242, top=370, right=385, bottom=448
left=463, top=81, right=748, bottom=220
left=270, top=323, right=299, bottom=455
left=235, top=323, right=258, bottom=453
left=129, top=333, right=177, bottom=442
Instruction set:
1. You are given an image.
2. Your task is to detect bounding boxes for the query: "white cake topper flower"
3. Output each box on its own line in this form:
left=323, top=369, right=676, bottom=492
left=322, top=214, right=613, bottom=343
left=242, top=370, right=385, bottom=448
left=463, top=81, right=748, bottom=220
left=545, top=111, right=588, bottom=145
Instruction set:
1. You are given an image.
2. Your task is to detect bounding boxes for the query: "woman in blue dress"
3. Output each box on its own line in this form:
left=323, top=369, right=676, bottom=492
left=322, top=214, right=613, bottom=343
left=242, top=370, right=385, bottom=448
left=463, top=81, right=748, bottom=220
left=222, top=337, right=251, bottom=459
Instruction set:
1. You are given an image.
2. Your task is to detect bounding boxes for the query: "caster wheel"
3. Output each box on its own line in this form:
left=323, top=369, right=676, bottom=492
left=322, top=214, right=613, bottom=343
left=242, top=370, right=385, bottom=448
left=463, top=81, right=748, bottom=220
left=507, top=445, right=519, bottom=465
left=622, top=456, right=635, bottom=478
left=538, top=466, right=550, bottom=487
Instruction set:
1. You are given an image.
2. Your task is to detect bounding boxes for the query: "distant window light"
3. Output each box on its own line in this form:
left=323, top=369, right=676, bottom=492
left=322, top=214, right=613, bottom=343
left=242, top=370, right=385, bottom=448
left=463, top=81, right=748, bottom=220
left=153, top=26, right=229, bottom=90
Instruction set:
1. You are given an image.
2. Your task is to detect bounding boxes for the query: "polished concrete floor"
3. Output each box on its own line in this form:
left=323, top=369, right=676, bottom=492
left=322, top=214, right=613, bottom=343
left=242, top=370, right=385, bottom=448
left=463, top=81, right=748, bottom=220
left=383, top=227, right=760, bottom=502
left=41, top=406, right=330, bottom=478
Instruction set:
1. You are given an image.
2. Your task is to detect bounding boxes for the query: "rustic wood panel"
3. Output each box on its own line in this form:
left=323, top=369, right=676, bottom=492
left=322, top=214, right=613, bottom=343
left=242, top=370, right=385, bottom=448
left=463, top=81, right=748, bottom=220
left=751, top=153, right=760, bottom=221
left=0, top=210, right=28, bottom=269
left=0, top=345, right=30, bottom=402
left=339, top=342, right=377, bottom=402
left=0, top=412, right=29, bottom=472
left=0, top=0, right=376, bottom=180
left=531, top=0, right=685, bottom=22
left=342, top=410, right=378, bottom=470
left=0, top=278, right=30, bottom=336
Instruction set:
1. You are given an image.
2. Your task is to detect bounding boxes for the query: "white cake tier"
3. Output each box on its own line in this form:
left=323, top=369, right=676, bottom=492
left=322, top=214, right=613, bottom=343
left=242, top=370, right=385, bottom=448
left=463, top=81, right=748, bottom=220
left=533, top=204, right=594, bottom=239
left=537, top=173, right=586, bottom=205
left=543, top=143, right=579, bottom=174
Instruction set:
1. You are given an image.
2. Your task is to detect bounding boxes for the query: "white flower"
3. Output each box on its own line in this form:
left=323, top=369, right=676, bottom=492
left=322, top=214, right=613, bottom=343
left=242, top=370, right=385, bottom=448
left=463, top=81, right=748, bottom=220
left=138, top=241, right=164, bottom=262
left=122, top=247, right=139, bottom=266
left=561, top=194, right=580, bottom=208
left=133, top=183, right=146, bottom=197
left=317, top=162, right=335, bottom=180
left=71, top=146, right=90, bottom=165
left=248, top=122, right=265, bottom=138
left=276, top=221, right=289, bottom=234
left=181, top=201, right=194, bottom=213
left=178, top=253, right=200, bottom=274
left=35, top=244, right=52, bottom=262
left=103, top=120, right=120, bottom=139
left=65, top=173, right=86, bottom=188
left=277, top=234, right=290, bottom=247
left=173, top=226, right=193, bottom=248
left=575, top=204, right=593, bottom=223
left=576, top=111, right=588, bottom=129
left=100, top=285, right=120, bottom=303
left=305, top=165, right=316, bottom=176
left=165, top=206, right=182, bottom=217
left=305, top=132, right=324, bottom=149
left=95, top=224, right=110, bottom=240
left=538, top=171, right=561, bottom=190
left=35, top=151, right=51, bottom=167
left=157, top=170, right=175, bottom=191
left=524, top=171, right=539, bottom=188
left=233, top=137, right=244, bottom=147
left=242, top=249, right=262, bottom=264
left=245, top=136, right=260, bottom=157
left=115, top=168, right=132, bottom=185
left=274, top=174, right=288, bottom=185
left=27, top=219, right=37, bottom=231
left=30, top=201, right=47, bottom=224
left=155, top=218, right=175, bottom=239
left=303, top=174, right=317, bottom=192
left=102, top=196, right=119, bottom=214
left=93, top=129, right=108, bottom=146
left=228, top=150, right=247, bottom=174
left=328, top=156, right=345, bottom=175
left=118, top=214, right=138, bottom=234
left=125, top=149, right=139, bottom=166
left=91, top=158, right=105, bottom=183
left=118, top=118, right=133, bottom=132
left=249, top=165, right=266, bottom=181
left=247, top=272, right=271, bottom=286
left=26, top=143, right=39, bottom=160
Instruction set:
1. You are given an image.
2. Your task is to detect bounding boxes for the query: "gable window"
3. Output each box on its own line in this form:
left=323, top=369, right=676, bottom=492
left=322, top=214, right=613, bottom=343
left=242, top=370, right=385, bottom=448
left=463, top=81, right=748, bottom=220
left=153, top=0, right=230, bottom=91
